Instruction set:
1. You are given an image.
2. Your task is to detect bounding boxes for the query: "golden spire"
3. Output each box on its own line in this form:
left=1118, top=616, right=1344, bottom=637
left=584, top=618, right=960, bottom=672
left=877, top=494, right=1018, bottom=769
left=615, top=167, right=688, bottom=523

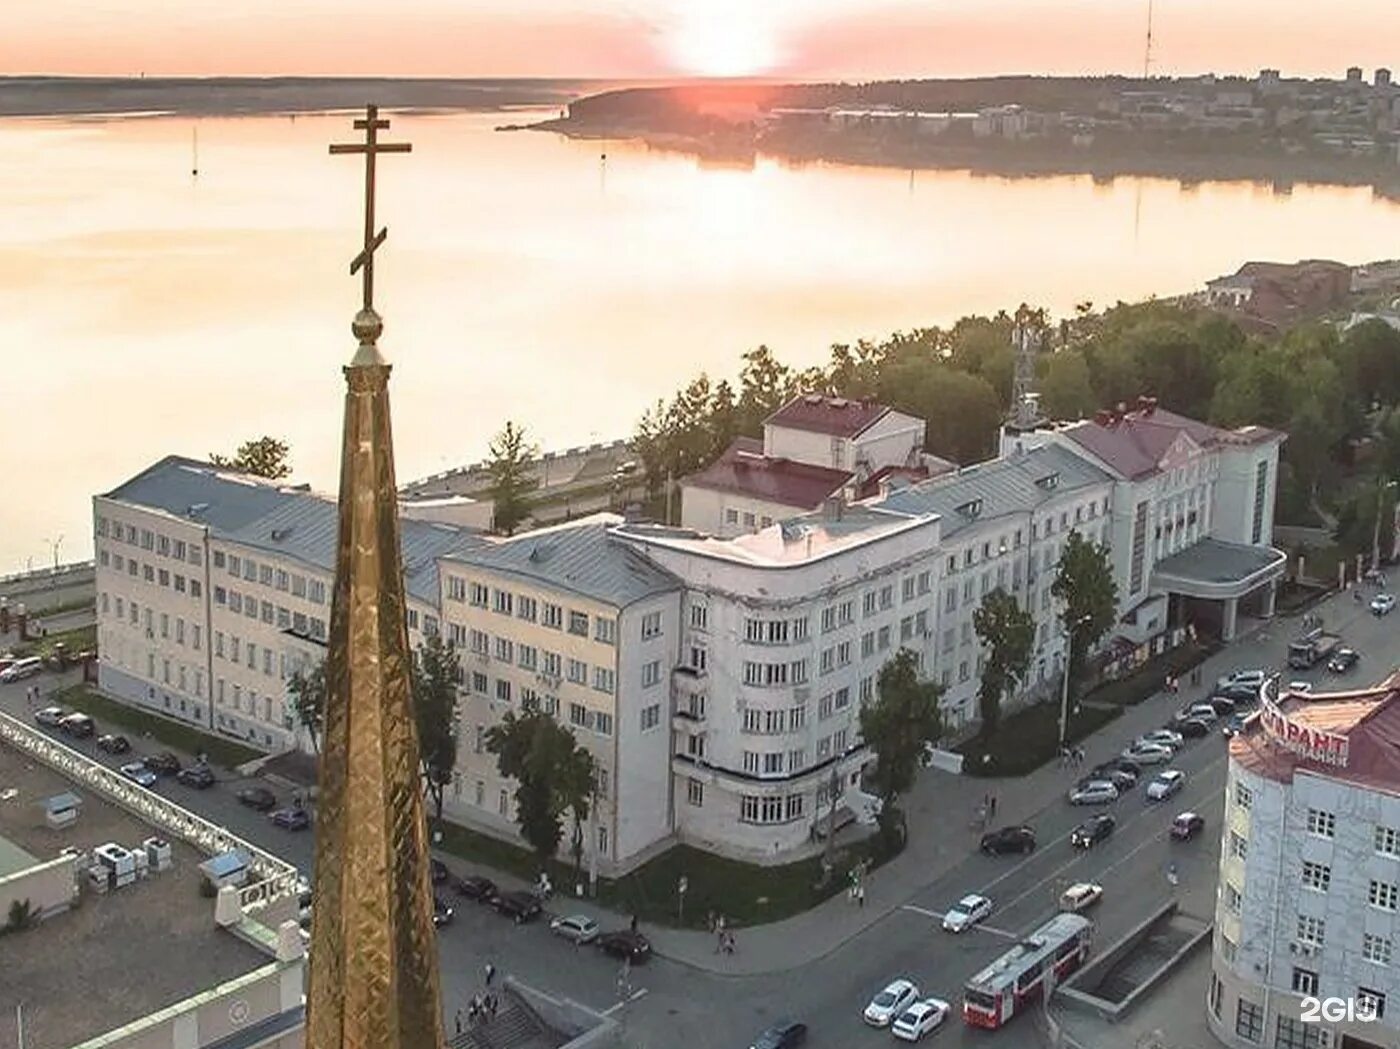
left=306, top=105, right=445, bottom=1049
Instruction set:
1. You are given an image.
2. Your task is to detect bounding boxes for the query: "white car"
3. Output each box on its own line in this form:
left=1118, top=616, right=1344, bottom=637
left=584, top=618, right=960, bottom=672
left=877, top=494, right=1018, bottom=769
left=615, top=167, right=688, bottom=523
left=942, top=893, right=993, bottom=933
left=549, top=914, right=599, bottom=943
left=1122, top=742, right=1174, bottom=765
left=1372, top=594, right=1396, bottom=616
left=1068, top=780, right=1119, bottom=805
left=1217, top=669, right=1267, bottom=690
left=1138, top=729, right=1183, bottom=749
left=119, top=761, right=158, bottom=788
left=1059, top=882, right=1104, bottom=913
left=1178, top=702, right=1219, bottom=723
left=1287, top=681, right=1313, bottom=695
left=1146, top=769, right=1186, bottom=800
left=891, top=997, right=951, bottom=1042
left=864, top=979, right=920, bottom=1027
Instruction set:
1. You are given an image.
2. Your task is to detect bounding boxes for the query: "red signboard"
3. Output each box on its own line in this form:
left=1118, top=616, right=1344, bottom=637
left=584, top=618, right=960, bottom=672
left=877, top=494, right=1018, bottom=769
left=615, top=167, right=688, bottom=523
left=1259, top=694, right=1350, bottom=767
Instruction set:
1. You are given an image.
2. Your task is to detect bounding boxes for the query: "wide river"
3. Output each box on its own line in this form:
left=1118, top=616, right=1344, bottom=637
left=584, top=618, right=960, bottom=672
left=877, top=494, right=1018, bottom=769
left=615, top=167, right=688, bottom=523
left=6, top=107, right=1400, bottom=571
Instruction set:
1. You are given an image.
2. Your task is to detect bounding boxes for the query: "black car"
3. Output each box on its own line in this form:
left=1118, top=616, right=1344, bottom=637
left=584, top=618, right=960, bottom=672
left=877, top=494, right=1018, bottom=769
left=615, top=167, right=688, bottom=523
left=1207, top=695, right=1237, bottom=716
left=454, top=874, right=497, bottom=901
left=237, top=785, right=278, bottom=811
left=491, top=890, right=542, bottom=924
left=1328, top=648, right=1361, bottom=674
left=750, top=1020, right=807, bottom=1049
left=1071, top=814, right=1116, bottom=849
left=1215, top=682, right=1260, bottom=704
left=1175, top=717, right=1212, bottom=739
left=980, top=825, right=1036, bottom=855
left=96, top=733, right=131, bottom=754
left=144, top=751, right=182, bottom=775
left=271, top=807, right=312, bottom=831
left=1107, top=757, right=1142, bottom=777
left=1088, top=765, right=1137, bottom=790
left=596, top=929, right=652, bottom=963
left=432, top=895, right=455, bottom=927
left=58, top=713, right=95, bottom=738
left=1171, top=812, right=1206, bottom=840
left=430, top=858, right=450, bottom=885
left=177, top=764, right=216, bottom=789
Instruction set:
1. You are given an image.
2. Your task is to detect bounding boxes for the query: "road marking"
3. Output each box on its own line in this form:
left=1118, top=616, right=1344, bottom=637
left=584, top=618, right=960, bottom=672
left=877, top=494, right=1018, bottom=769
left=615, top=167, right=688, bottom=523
left=973, top=924, right=1021, bottom=941
left=900, top=904, right=943, bottom=919
left=601, top=988, right=648, bottom=1016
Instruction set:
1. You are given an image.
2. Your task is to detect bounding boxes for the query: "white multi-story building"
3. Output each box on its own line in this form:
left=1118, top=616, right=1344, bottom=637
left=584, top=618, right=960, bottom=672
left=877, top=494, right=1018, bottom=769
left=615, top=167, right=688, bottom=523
left=94, top=456, right=481, bottom=752
left=1210, top=676, right=1400, bottom=1049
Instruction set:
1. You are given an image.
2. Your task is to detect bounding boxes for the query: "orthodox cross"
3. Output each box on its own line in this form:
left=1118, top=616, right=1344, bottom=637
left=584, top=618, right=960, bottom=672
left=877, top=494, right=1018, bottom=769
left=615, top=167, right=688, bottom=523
left=329, top=104, right=412, bottom=312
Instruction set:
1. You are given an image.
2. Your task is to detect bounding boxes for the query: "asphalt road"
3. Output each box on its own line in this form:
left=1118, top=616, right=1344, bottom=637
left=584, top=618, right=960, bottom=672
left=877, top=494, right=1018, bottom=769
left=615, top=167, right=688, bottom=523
left=3, top=590, right=1395, bottom=1049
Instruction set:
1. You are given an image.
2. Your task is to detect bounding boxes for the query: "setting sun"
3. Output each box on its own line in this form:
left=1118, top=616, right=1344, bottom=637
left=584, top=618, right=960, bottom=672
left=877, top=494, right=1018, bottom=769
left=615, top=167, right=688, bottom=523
left=665, top=1, right=781, bottom=77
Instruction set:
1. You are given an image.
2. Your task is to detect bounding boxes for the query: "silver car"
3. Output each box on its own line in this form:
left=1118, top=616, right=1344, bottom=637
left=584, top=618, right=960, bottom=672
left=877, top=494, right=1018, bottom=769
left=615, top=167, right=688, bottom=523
left=1068, top=780, right=1119, bottom=805
left=1121, top=742, right=1174, bottom=765
left=1138, top=729, right=1183, bottom=749
left=549, top=914, right=599, bottom=944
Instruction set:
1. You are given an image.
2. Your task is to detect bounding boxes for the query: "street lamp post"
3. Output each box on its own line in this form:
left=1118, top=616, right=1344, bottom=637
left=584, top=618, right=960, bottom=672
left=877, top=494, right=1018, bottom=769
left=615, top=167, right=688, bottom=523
left=1058, top=615, right=1092, bottom=752
left=1372, top=479, right=1398, bottom=574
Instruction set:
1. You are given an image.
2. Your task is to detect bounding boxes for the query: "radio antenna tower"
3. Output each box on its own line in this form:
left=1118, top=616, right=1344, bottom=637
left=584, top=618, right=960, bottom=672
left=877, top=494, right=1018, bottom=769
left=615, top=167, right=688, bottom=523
left=1143, top=0, right=1155, bottom=79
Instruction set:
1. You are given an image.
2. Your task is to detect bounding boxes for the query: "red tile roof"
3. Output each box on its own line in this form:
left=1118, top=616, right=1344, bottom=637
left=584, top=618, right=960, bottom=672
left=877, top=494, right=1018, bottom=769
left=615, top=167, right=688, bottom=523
left=766, top=395, right=891, bottom=438
left=681, top=438, right=853, bottom=509
left=1061, top=400, right=1281, bottom=480
left=1230, top=672, right=1400, bottom=796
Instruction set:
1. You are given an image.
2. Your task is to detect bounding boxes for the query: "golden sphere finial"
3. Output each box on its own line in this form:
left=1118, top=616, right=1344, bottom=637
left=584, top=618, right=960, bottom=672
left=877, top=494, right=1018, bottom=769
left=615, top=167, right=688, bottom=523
left=352, top=307, right=383, bottom=344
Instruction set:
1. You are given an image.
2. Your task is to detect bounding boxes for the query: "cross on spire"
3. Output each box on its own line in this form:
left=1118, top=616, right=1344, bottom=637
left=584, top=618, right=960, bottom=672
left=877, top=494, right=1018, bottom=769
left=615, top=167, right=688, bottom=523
left=330, top=104, right=412, bottom=314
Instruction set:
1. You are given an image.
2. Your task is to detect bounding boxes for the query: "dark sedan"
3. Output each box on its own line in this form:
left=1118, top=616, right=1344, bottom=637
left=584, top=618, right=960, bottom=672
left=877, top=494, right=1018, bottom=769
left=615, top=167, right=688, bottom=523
left=237, top=786, right=278, bottom=811
left=491, top=890, right=542, bottom=924
left=454, top=874, right=497, bottom=902
left=1172, top=812, right=1206, bottom=840
left=1106, top=757, right=1142, bottom=777
left=144, top=751, right=182, bottom=775
left=596, top=929, right=651, bottom=963
left=979, top=825, right=1036, bottom=855
left=1214, top=682, right=1260, bottom=705
left=430, top=858, right=450, bottom=884
left=1071, top=814, right=1116, bottom=849
left=177, top=764, right=216, bottom=789
left=1174, top=717, right=1213, bottom=739
left=271, top=807, right=311, bottom=831
left=432, top=895, right=455, bottom=927
left=1088, top=765, right=1137, bottom=791
left=749, top=1020, right=807, bottom=1049
left=1328, top=648, right=1361, bottom=674
left=96, top=733, right=131, bottom=754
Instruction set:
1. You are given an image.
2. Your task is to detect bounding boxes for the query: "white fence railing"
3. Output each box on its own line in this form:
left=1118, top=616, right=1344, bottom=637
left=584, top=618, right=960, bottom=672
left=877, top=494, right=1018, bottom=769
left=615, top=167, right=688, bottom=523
left=0, top=710, right=298, bottom=909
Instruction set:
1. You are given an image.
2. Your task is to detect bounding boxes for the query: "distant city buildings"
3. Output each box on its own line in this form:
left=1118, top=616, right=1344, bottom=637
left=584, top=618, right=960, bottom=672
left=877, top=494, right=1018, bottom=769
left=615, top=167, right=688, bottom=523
left=1210, top=676, right=1400, bottom=1049
left=1203, top=260, right=1354, bottom=332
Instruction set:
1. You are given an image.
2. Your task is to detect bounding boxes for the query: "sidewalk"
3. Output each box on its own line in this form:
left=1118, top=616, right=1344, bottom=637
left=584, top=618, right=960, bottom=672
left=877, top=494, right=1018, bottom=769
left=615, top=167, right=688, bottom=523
left=637, top=591, right=1344, bottom=975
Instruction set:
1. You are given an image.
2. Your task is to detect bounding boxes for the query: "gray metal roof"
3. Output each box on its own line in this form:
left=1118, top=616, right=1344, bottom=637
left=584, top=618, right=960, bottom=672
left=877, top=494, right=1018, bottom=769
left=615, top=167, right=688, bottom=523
left=103, top=456, right=485, bottom=604
left=445, top=515, right=681, bottom=608
left=875, top=443, right=1111, bottom=540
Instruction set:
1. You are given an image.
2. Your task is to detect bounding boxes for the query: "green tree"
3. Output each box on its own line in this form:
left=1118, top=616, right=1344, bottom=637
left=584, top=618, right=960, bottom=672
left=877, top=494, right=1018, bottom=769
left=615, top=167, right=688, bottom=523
left=210, top=436, right=291, bottom=479
left=287, top=658, right=326, bottom=754
left=1050, top=531, right=1119, bottom=688
left=736, top=345, right=796, bottom=436
left=485, top=708, right=598, bottom=865
left=487, top=420, right=538, bottom=536
left=1039, top=350, right=1098, bottom=421
left=859, top=649, right=944, bottom=841
left=631, top=399, right=670, bottom=499
left=413, top=633, right=461, bottom=825
left=878, top=363, right=1000, bottom=465
left=971, top=588, right=1035, bottom=739
left=1340, top=319, right=1400, bottom=409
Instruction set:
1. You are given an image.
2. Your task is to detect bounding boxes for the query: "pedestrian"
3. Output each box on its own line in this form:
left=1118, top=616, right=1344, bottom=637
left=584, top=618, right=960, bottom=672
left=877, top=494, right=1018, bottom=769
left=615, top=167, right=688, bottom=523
left=988, top=794, right=997, bottom=817
left=856, top=885, right=866, bottom=908
left=484, top=962, right=495, bottom=987
left=488, top=993, right=498, bottom=1019
left=455, top=1009, right=463, bottom=1036
left=630, top=913, right=638, bottom=934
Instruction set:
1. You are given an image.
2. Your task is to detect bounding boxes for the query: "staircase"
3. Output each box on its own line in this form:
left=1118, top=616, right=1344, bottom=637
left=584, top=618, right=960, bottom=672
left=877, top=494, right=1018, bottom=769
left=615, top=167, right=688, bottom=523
left=447, top=988, right=566, bottom=1049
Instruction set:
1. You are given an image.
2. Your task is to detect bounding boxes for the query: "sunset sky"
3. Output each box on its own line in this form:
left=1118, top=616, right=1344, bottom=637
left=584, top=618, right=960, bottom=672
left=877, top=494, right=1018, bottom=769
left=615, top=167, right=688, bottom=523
left=6, top=0, right=1398, bottom=81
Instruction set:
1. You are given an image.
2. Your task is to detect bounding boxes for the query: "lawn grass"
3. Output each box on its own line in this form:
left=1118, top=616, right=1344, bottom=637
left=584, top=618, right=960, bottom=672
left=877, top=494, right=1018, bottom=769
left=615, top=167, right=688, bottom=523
left=54, top=684, right=262, bottom=769
left=434, top=817, right=898, bottom=929
left=11, top=625, right=96, bottom=660
left=29, top=596, right=96, bottom=618
left=956, top=698, right=1121, bottom=777
left=1088, top=641, right=1218, bottom=708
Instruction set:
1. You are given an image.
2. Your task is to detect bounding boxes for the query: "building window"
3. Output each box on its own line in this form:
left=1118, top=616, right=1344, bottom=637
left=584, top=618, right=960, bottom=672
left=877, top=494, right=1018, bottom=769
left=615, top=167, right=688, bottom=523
left=1357, top=988, right=1386, bottom=1020
left=687, top=779, right=703, bottom=806
left=725, top=508, right=739, bottom=525
left=567, top=659, right=587, bottom=685
left=309, top=580, right=326, bottom=604
left=1129, top=501, right=1149, bottom=594
left=1301, top=862, right=1331, bottom=892
left=1377, top=825, right=1400, bottom=857
left=1229, top=832, right=1248, bottom=860
left=595, top=712, right=613, bottom=735
left=1235, top=782, right=1253, bottom=810
left=569, top=703, right=587, bottom=728
left=763, top=752, right=783, bottom=776
left=542, top=603, right=563, bottom=629
left=1306, top=809, right=1336, bottom=838
left=1235, top=999, right=1262, bottom=1042
left=1224, top=883, right=1242, bottom=914
left=1296, top=915, right=1325, bottom=946
left=641, top=611, right=663, bottom=639
left=496, top=679, right=511, bottom=703
left=595, top=617, right=616, bottom=645
left=597, top=825, right=609, bottom=856
left=641, top=704, right=660, bottom=731
left=517, top=595, right=537, bottom=622
left=593, top=667, right=615, bottom=694
left=472, top=671, right=488, bottom=694
left=1274, top=1016, right=1324, bottom=1049
left=568, top=610, right=589, bottom=636
left=642, top=661, right=661, bottom=688
left=1369, top=880, right=1399, bottom=911
left=690, top=604, right=708, bottom=630
left=1290, top=968, right=1318, bottom=996
left=1363, top=933, right=1393, bottom=965
left=1208, top=973, right=1222, bottom=1019
left=494, top=637, right=514, bottom=663
left=492, top=589, right=513, bottom=616
left=1251, top=461, right=1268, bottom=545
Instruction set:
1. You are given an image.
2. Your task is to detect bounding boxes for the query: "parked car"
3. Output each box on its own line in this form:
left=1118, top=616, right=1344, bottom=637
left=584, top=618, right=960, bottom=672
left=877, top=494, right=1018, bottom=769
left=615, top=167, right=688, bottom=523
left=236, top=785, right=277, bottom=811
left=454, top=874, right=498, bottom=901
left=57, top=712, right=95, bottom=738
left=1146, top=769, right=1186, bottom=801
left=491, top=890, right=542, bottom=924
left=1217, top=669, right=1267, bottom=690
left=1222, top=714, right=1248, bottom=738
left=1068, top=780, right=1119, bottom=805
left=1372, top=594, right=1396, bottom=616
left=864, top=979, right=920, bottom=1026
left=1071, top=814, right=1116, bottom=849
left=144, top=751, right=182, bottom=775
left=1177, top=702, right=1219, bottom=724
left=1121, top=742, right=1173, bottom=765
left=432, top=895, right=455, bottom=928
left=1088, top=765, right=1137, bottom=790
left=891, top=998, right=950, bottom=1042
left=119, top=761, right=158, bottom=787
left=1171, top=812, right=1206, bottom=841
left=980, top=825, right=1036, bottom=855
left=1107, top=757, right=1142, bottom=777
left=33, top=706, right=68, bottom=727
left=1138, top=729, right=1183, bottom=749
left=1214, top=681, right=1261, bottom=705
left=1059, top=882, right=1104, bottom=913
left=749, top=1020, right=807, bottom=1049
left=430, top=858, right=449, bottom=884
left=1328, top=648, right=1361, bottom=674
left=96, top=733, right=130, bottom=754
left=271, top=807, right=311, bottom=831
left=0, top=656, right=43, bottom=683
left=1206, top=695, right=1237, bottom=716
left=1175, top=717, right=1212, bottom=739
left=596, top=929, right=651, bottom=962
left=1287, top=681, right=1314, bottom=695
left=942, top=894, right=993, bottom=933
left=177, top=764, right=216, bottom=789
left=550, top=914, right=600, bottom=944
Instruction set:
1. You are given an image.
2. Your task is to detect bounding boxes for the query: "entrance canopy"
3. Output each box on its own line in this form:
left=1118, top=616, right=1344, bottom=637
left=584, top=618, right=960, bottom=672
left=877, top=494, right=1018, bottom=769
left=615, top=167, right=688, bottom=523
left=1152, top=538, right=1286, bottom=600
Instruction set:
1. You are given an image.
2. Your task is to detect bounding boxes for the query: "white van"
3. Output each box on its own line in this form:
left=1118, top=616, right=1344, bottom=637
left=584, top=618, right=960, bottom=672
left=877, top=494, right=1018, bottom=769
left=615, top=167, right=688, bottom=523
left=0, top=656, right=42, bottom=682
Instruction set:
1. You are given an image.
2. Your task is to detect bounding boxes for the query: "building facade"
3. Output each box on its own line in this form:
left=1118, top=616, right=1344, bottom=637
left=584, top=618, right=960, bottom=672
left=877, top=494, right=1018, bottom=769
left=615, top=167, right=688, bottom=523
left=1210, top=677, right=1400, bottom=1049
